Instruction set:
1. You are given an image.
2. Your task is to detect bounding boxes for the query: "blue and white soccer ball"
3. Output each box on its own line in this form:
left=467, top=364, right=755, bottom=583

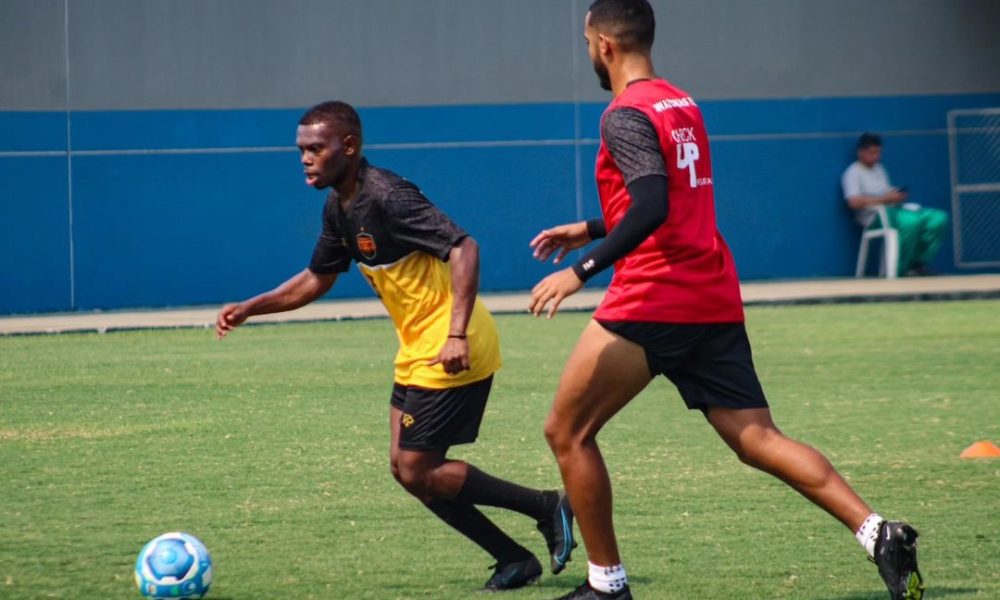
left=134, top=532, right=213, bottom=599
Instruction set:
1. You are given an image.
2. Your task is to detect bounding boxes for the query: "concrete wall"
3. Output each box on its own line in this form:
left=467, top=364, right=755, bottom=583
left=2, top=0, right=999, bottom=313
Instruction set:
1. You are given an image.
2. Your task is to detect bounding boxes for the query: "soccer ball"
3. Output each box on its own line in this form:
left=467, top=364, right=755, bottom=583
left=134, top=532, right=213, bottom=599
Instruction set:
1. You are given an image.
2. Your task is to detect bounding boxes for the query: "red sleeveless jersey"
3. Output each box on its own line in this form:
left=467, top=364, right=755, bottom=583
left=593, top=79, right=744, bottom=323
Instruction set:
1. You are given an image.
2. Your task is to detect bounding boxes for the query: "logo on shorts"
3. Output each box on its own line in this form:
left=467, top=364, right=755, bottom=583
left=401, top=413, right=415, bottom=428
left=356, top=232, right=377, bottom=260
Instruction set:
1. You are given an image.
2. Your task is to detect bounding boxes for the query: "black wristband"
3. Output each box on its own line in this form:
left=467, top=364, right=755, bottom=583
left=586, top=218, right=607, bottom=240
left=571, top=258, right=597, bottom=282
left=447, top=334, right=467, bottom=339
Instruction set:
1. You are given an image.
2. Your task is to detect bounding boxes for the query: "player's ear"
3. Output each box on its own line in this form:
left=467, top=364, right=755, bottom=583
left=343, top=134, right=360, bottom=156
left=597, top=34, right=613, bottom=58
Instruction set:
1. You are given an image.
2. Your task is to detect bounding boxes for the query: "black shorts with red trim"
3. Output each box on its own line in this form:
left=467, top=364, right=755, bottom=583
left=596, top=320, right=769, bottom=413
left=390, top=375, right=493, bottom=451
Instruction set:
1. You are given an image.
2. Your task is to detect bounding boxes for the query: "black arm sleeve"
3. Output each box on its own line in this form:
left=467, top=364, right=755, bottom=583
left=570, top=108, right=669, bottom=282
left=571, top=174, right=668, bottom=282
left=586, top=218, right=607, bottom=239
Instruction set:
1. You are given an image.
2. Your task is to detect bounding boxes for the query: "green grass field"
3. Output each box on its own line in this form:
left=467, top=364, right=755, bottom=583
left=2, top=301, right=998, bottom=599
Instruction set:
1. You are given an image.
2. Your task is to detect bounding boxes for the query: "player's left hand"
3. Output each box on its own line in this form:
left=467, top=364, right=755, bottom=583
left=530, top=222, right=591, bottom=264
left=429, top=337, right=471, bottom=374
left=530, top=268, right=584, bottom=319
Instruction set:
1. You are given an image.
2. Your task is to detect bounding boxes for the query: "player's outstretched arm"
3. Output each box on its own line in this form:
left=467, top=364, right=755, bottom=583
left=215, top=268, right=336, bottom=339
left=530, top=221, right=598, bottom=264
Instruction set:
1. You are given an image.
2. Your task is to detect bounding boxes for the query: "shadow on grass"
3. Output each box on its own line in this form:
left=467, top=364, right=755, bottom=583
left=822, top=586, right=978, bottom=600
left=534, top=574, right=655, bottom=591
left=392, top=574, right=656, bottom=595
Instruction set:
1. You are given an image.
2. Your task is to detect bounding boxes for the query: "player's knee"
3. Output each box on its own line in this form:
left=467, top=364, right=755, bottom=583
left=543, top=414, right=568, bottom=453
left=732, top=445, right=760, bottom=468
left=544, top=415, right=594, bottom=460
left=395, top=463, right=430, bottom=495
left=729, top=428, right=779, bottom=468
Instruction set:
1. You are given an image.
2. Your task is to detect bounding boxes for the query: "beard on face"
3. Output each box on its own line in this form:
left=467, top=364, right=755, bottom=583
left=592, top=57, right=612, bottom=91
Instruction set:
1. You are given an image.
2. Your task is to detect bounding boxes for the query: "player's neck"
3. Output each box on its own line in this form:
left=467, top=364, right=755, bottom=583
left=335, top=161, right=362, bottom=209
left=610, top=56, right=656, bottom=98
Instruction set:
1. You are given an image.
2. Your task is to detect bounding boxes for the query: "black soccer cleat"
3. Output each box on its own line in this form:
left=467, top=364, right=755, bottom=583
left=537, top=491, right=578, bottom=574
left=483, top=555, right=542, bottom=591
left=553, top=580, right=633, bottom=600
left=873, top=520, right=924, bottom=600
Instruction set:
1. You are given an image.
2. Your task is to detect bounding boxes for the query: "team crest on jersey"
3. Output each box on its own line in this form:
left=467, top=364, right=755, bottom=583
left=356, top=232, right=377, bottom=259
left=401, top=413, right=415, bottom=428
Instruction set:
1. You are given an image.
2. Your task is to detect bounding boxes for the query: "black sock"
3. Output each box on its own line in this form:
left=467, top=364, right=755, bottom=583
left=455, top=466, right=557, bottom=521
left=425, top=498, right=533, bottom=564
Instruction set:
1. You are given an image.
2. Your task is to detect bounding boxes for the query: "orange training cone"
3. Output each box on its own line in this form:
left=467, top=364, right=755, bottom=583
left=960, top=440, right=1000, bottom=459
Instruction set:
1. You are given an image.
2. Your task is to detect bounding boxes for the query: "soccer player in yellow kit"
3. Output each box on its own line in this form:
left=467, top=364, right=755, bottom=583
left=216, top=101, right=575, bottom=591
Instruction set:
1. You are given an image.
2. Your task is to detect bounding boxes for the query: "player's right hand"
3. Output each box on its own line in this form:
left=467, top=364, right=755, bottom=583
left=215, top=303, right=249, bottom=339
left=530, top=222, right=591, bottom=264
left=428, top=337, right=471, bottom=375
left=530, top=267, right=584, bottom=319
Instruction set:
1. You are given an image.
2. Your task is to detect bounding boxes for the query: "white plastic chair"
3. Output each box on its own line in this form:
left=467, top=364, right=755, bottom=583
left=855, top=205, right=898, bottom=278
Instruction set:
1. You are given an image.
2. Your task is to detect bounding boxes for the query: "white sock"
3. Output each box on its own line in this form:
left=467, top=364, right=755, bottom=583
left=588, top=561, right=627, bottom=594
left=855, top=513, right=884, bottom=559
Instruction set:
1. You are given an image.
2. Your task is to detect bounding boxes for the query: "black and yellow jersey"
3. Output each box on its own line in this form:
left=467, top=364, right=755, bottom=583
left=308, top=159, right=501, bottom=389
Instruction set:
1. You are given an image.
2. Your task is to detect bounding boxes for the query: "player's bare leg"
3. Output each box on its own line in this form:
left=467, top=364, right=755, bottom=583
left=705, top=406, right=872, bottom=530
left=388, top=406, right=567, bottom=519
left=388, top=408, right=467, bottom=499
left=706, top=406, right=924, bottom=598
left=544, top=320, right=653, bottom=569
left=387, top=407, right=562, bottom=590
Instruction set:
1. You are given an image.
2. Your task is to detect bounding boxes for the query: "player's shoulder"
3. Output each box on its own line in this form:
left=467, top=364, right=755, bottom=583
left=600, top=107, right=659, bottom=150
left=359, top=161, right=402, bottom=197
left=361, top=163, right=427, bottom=212
left=617, top=78, right=694, bottom=106
left=602, top=106, right=651, bottom=128
left=357, top=161, right=411, bottom=200
left=605, top=80, right=698, bottom=125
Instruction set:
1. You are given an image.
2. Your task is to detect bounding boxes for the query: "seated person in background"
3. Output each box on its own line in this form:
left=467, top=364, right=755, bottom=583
left=842, top=132, right=949, bottom=276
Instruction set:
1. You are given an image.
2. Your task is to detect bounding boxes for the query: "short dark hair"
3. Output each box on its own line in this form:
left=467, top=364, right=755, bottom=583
left=299, top=101, right=362, bottom=139
left=588, top=0, right=655, bottom=51
left=857, top=132, right=882, bottom=150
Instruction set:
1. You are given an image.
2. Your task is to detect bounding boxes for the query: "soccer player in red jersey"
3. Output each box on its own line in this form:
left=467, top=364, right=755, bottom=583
left=529, top=2, right=923, bottom=599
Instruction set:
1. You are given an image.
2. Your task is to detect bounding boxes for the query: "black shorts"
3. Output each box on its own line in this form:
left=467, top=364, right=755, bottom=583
left=596, top=320, right=768, bottom=413
left=390, top=375, right=493, bottom=451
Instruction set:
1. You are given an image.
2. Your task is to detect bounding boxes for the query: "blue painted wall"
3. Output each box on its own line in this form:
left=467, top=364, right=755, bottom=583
left=2, top=93, right=1000, bottom=313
